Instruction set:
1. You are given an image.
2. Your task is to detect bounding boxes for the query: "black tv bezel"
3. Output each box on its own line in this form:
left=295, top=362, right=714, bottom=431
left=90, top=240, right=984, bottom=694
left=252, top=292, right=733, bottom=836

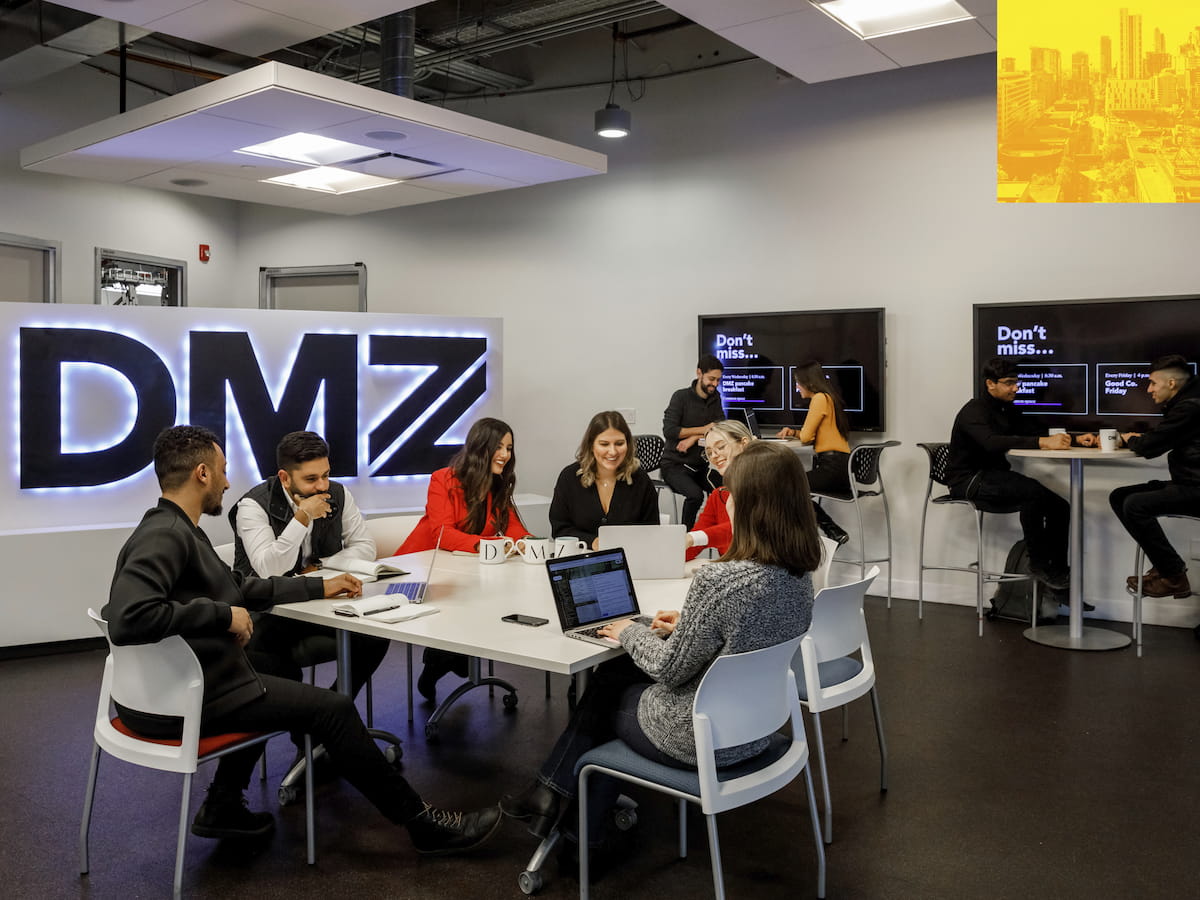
left=697, top=307, right=887, bottom=433
left=972, top=293, right=1200, bottom=429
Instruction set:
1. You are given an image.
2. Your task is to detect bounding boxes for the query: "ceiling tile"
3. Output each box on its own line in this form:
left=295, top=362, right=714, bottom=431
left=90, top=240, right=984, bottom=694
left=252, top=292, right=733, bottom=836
left=718, top=6, right=852, bottom=55
left=144, top=0, right=325, bottom=57
left=869, top=19, right=995, bottom=68
left=241, top=0, right=430, bottom=32
left=785, top=39, right=899, bottom=83
left=976, top=14, right=996, bottom=38
left=956, top=0, right=996, bottom=17
left=660, top=0, right=810, bottom=32
left=47, top=0, right=204, bottom=28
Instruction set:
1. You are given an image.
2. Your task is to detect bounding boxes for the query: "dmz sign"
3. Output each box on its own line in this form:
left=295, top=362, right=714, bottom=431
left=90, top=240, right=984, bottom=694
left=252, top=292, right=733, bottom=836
left=3, top=303, right=501, bottom=534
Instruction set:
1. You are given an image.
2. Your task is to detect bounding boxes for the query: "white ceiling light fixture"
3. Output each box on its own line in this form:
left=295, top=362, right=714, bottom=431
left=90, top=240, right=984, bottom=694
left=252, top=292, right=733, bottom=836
left=263, top=167, right=401, bottom=195
left=235, top=133, right=386, bottom=166
left=809, top=0, right=975, bottom=40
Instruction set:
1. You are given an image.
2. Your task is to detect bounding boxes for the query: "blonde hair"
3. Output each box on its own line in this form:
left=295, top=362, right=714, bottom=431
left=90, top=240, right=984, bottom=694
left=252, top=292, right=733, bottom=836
left=575, top=410, right=641, bottom=488
left=705, top=419, right=754, bottom=467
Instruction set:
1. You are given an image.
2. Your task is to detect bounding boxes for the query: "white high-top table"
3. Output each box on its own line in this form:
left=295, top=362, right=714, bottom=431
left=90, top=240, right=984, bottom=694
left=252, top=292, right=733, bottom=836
left=1009, top=448, right=1141, bottom=651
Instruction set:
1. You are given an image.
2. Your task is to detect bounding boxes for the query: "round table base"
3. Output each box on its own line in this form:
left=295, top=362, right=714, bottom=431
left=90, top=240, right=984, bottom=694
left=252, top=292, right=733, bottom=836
left=1023, top=624, right=1131, bottom=651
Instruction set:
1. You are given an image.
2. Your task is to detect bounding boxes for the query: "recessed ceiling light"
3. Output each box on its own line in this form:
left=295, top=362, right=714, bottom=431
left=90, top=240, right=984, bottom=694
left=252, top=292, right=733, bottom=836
left=809, top=0, right=974, bottom=39
left=236, top=133, right=384, bottom=166
left=169, top=177, right=208, bottom=187
left=365, top=130, right=408, bottom=142
left=262, top=166, right=401, bottom=195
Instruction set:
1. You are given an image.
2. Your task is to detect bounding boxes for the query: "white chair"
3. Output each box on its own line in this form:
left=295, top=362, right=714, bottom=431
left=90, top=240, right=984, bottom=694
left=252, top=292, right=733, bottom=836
left=80, top=609, right=314, bottom=898
left=575, top=636, right=825, bottom=899
left=212, top=541, right=235, bottom=567
left=364, top=513, right=422, bottom=558
left=813, top=535, right=839, bottom=595
left=794, top=566, right=886, bottom=845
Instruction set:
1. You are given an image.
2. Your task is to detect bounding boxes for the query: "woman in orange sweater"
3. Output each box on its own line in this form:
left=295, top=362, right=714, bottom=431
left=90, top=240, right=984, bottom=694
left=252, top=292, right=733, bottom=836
left=397, top=417, right=529, bottom=699
left=778, top=361, right=851, bottom=546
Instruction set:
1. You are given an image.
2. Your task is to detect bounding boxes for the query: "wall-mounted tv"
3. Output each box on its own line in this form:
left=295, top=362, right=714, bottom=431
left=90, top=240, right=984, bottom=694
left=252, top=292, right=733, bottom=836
left=973, top=295, right=1200, bottom=432
left=698, top=308, right=886, bottom=432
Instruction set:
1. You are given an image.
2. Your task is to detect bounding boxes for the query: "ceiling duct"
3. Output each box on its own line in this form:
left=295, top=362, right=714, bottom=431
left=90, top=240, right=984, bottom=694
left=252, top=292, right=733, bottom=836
left=379, top=10, right=417, bottom=99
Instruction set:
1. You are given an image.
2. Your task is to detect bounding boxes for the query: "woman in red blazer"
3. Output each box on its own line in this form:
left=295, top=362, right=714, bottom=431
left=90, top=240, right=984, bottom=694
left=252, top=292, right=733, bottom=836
left=685, top=419, right=754, bottom=560
left=397, top=417, right=529, bottom=700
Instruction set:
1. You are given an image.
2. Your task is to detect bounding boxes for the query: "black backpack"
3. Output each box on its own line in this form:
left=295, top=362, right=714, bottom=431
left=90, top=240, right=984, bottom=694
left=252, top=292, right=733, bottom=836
left=987, top=540, right=1062, bottom=624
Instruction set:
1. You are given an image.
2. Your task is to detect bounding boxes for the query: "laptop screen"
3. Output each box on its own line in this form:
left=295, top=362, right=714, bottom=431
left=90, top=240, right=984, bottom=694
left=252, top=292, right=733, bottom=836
left=546, top=548, right=640, bottom=628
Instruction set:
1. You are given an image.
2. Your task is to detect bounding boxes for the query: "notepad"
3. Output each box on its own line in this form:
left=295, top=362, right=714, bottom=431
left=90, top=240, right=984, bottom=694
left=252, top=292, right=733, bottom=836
left=313, top=550, right=409, bottom=583
left=330, top=594, right=440, bottom=624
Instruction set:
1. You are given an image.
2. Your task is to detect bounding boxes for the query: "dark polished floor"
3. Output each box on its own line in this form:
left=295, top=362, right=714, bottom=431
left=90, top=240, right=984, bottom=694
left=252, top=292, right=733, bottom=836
left=3, top=596, right=1197, bottom=900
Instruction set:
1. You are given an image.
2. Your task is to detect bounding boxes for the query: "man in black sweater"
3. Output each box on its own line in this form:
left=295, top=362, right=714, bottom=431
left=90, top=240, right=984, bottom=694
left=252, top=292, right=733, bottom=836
left=1109, top=354, right=1200, bottom=600
left=945, top=356, right=1085, bottom=590
left=661, top=354, right=726, bottom=528
left=104, top=425, right=500, bottom=854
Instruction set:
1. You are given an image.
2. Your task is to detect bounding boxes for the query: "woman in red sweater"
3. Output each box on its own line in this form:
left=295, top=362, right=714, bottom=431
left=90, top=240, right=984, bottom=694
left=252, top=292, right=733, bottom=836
left=397, top=417, right=529, bottom=699
left=685, top=419, right=754, bottom=560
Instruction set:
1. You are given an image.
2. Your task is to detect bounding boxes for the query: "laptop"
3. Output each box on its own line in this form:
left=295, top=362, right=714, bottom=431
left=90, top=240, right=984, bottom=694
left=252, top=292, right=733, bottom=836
left=384, top=526, right=443, bottom=604
left=545, top=547, right=654, bottom=647
left=597, top=524, right=686, bottom=579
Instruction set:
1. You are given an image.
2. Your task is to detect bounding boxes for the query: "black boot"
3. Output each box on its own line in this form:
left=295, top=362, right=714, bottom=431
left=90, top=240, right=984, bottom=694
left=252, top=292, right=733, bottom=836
left=500, top=781, right=563, bottom=839
left=406, top=802, right=503, bottom=856
left=813, top=503, right=849, bottom=546
left=191, top=785, right=275, bottom=839
left=417, top=648, right=459, bottom=701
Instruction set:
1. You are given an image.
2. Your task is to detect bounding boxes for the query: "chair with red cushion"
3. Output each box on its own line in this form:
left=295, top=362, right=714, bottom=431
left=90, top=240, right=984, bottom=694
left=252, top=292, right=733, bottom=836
left=79, top=609, right=315, bottom=898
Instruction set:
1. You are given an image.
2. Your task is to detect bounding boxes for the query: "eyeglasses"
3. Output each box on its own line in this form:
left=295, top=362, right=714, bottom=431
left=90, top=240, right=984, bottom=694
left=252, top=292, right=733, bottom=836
left=996, top=378, right=1019, bottom=386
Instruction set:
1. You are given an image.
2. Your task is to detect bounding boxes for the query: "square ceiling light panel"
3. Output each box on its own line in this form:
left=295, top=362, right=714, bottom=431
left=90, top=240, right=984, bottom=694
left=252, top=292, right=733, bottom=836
left=810, top=0, right=975, bottom=39
left=20, top=62, right=607, bottom=215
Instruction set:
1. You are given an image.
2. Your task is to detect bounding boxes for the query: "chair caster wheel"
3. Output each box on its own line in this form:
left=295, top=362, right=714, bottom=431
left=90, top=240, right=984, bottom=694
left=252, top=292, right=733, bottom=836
left=503, top=692, right=519, bottom=710
left=518, top=869, right=543, bottom=894
left=384, top=743, right=403, bottom=765
left=278, top=785, right=299, bottom=807
left=614, top=808, right=638, bottom=831
left=424, top=722, right=439, bottom=741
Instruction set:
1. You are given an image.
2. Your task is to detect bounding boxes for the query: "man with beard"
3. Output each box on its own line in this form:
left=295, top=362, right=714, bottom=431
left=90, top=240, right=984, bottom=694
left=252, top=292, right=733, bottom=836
left=104, top=425, right=501, bottom=852
left=661, top=355, right=726, bottom=529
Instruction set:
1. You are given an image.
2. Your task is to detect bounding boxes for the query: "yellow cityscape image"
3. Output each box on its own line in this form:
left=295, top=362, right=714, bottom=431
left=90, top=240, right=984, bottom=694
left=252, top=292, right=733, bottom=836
left=998, top=1, right=1200, bottom=202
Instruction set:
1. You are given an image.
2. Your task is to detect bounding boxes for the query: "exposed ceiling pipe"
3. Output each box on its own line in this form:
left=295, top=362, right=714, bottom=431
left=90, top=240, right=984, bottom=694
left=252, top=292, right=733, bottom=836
left=378, top=9, right=416, bottom=99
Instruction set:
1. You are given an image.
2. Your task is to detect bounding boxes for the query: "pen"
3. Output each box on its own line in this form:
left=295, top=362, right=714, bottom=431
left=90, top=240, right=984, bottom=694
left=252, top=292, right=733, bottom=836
left=364, top=605, right=403, bottom=617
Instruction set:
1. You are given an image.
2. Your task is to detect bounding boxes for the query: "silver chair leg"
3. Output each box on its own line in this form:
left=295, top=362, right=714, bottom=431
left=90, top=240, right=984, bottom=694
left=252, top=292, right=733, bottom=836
left=174, top=771, right=192, bottom=899
left=406, top=644, right=414, bottom=724
left=803, top=764, right=827, bottom=899
left=678, top=797, right=688, bottom=857
left=1134, top=545, right=1145, bottom=657
left=840, top=705, right=848, bottom=741
left=810, top=711, right=833, bottom=844
left=366, top=677, right=374, bottom=728
left=304, top=735, right=315, bottom=864
left=870, top=687, right=888, bottom=793
left=918, top=487, right=930, bottom=620
left=881, top=491, right=894, bottom=607
left=975, top=512, right=986, bottom=638
left=706, top=814, right=726, bottom=900
left=79, top=742, right=101, bottom=875
left=579, top=769, right=592, bottom=900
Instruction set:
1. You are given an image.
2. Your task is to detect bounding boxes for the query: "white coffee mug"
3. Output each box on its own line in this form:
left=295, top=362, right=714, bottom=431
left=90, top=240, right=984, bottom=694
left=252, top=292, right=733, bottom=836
left=1099, top=428, right=1120, bottom=452
left=518, top=538, right=554, bottom=565
left=553, top=537, right=587, bottom=558
left=479, top=536, right=515, bottom=564
left=1048, top=427, right=1067, bottom=436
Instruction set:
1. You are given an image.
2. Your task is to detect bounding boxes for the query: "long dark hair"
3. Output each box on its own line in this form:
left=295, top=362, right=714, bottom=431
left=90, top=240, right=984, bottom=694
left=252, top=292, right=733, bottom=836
left=794, top=361, right=851, bottom=439
left=721, top=442, right=821, bottom=576
left=449, top=417, right=516, bottom=535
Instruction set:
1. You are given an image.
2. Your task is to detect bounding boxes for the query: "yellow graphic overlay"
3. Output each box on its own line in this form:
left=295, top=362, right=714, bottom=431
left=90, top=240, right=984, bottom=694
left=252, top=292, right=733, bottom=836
left=998, top=1, right=1200, bottom=203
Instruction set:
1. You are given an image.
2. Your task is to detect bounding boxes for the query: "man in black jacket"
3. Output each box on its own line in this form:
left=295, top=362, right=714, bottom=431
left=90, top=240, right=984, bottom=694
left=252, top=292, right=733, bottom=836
left=661, top=354, right=726, bottom=528
left=946, top=356, right=1085, bottom=590
left=104, top=425, right=500, bottom=854
left=1110, top=354, right=1200, bottom=599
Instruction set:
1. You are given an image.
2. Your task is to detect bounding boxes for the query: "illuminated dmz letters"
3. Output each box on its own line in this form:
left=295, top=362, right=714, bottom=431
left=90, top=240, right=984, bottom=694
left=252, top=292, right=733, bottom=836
left=18, top=327, right=489, bottom=489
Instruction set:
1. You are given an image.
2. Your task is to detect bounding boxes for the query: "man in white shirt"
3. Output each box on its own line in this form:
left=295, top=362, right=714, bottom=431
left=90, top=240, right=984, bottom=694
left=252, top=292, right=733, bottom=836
left=230, top=431, right=389, bottom=703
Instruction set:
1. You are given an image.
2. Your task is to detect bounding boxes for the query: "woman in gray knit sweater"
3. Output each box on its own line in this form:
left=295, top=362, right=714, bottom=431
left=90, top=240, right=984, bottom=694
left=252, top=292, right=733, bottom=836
left=501, top=441, right=821, bottom=842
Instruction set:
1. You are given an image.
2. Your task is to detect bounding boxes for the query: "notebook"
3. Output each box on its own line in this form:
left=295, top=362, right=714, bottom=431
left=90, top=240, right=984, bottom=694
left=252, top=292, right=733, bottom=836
left=545, top=547, right=654, bottom=647
left=596, top=524, right=686, bottom=579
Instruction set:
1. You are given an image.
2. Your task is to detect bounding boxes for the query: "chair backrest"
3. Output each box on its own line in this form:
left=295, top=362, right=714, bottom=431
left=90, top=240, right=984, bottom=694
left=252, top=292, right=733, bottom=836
left=918, top=441, right=953, bottom=487
left=88, top=608, right=206, bottom=773
left=691, top=636, right=806, bottom=814
left=212, top=542, right=236, bottom=567
left=812, top=535, right=839, bottom=595
left=848, top=440, right=900, bottom=490
left=633, top=433, right=665, bottom=473
left=795, top=567, right=880, bottom=713
left=364, top=514, right=422, bottom=558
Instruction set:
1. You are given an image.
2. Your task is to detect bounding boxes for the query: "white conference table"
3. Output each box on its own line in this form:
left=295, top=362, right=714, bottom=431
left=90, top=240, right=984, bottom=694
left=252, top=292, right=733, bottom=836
left=1009, top=447, right=1141, bottom=651
left=271, top=549, right=700, bottom=729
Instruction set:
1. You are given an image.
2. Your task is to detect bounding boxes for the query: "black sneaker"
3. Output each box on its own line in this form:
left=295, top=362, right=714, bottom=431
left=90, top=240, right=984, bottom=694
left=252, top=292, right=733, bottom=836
left=407, top=802, right=502, bottom=856
left=191, top=787, right=275, bottom=839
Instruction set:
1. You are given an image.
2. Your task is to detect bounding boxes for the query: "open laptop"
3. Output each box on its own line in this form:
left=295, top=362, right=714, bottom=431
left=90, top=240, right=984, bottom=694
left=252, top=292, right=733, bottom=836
left=384, top=526, right=443, bottom=603
left=545, top=547, right=653, bottom=647
left=597, top=524, right=686, bottom=579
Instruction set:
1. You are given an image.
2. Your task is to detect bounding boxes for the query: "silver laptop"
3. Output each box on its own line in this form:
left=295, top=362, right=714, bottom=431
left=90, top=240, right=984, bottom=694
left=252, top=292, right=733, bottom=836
left=545, top=547, right=653, bottom=647
left=597, top=524, right=686, bottom=579
left=384, top=526, right=443, bottom=604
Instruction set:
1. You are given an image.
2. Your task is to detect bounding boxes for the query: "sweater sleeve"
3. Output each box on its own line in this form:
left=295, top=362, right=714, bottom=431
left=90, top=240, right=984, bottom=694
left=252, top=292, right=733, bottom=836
left=420, top=469, right=487, bottom=553
left=1127, top=399, right=1200, bottom=460
left=687, top=489, right=729, bottom=560
left=798, top=392, right=829, bottom=446
left=662, top=389, right=686, bottom=443
left=959, top=400, right=1040, bottom=454
left=549, top=465, right=589, bottom=540
left=631, top=469, right=660, bottom=525
left=619, top=565, right=725, bottom=688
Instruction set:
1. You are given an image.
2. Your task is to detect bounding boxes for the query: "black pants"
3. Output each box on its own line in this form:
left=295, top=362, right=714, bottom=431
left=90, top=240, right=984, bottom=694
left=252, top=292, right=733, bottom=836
left=1109, top=480, right=1200, bottom=577
left=954, top=469, right=1069, bottom=571
left=660, top=463, right=712, bottom=529
left=246, top=616, right=389, bottom=699
left=806, top=450, right=851, bottom=496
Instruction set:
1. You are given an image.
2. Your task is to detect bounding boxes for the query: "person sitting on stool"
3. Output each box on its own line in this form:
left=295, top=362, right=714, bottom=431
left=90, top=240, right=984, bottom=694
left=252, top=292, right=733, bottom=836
left=660, top=354, right=726, bottom=529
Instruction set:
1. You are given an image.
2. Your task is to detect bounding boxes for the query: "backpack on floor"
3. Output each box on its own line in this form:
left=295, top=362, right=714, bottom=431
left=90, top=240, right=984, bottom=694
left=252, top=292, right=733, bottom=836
left=988, top=540, right=1062, bottom=624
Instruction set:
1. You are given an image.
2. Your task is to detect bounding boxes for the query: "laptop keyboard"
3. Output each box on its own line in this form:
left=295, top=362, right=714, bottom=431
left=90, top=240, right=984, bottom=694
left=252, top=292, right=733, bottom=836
left=385, top=582, right=425, bottom=600
left=577, top=615, right=653, bottom=639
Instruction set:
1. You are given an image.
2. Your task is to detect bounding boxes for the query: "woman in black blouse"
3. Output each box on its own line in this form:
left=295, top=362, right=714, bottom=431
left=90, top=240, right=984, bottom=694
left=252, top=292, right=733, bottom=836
left=550, top=411, right=659, bottom=548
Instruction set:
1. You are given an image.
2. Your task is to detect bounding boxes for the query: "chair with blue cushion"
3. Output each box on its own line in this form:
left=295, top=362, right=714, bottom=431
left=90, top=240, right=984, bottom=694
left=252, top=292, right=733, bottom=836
left=793, top=566, right=886, bottom=845
left=574, top=636, right=825, bottom=899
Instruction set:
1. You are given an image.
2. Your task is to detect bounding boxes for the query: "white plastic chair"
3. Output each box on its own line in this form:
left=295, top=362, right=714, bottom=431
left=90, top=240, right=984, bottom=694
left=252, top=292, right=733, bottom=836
left=79, top=609, right=314, bottom=898
left=212, top=541, right=236, bottom=567
left=812, top=535, right=838, bottom=595
left=364, top=514, right=423, bottom=558
left=575, top=636, right=825, bottom=899
left=794, top=566, right=886, bottom=844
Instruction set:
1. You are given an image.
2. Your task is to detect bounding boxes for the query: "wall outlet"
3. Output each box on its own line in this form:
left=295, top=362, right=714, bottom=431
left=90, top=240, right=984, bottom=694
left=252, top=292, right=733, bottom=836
left=618, top=407, right=636, bottom=425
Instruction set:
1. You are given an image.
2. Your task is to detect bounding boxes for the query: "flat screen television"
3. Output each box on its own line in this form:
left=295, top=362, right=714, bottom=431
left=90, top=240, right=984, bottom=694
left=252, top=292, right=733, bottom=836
left=973, top=295, right=1200, bottom=432
left=697, top=308, right=886, bottom=432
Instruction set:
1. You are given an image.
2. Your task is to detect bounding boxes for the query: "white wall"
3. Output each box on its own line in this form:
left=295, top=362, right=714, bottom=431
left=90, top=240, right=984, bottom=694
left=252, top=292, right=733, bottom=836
left=4, top=53, right=1200, bottom=644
